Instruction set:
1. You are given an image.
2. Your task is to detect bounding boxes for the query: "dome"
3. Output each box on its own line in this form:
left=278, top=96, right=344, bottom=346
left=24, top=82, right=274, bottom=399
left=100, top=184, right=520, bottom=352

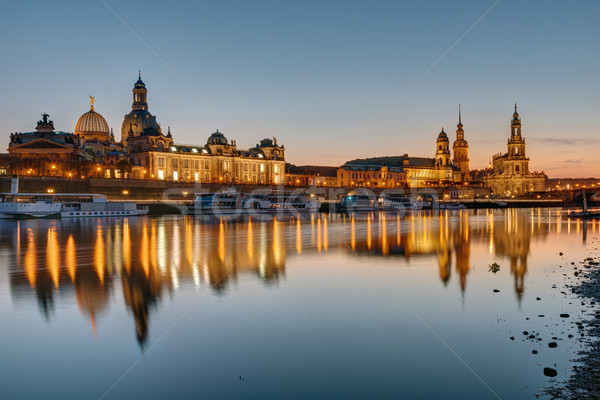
left=207, top=130, right=228, bottom=145
left=75, top=109, right=110, bottom=142
left=134, top=77, right=146, bottom=89
left=437, top=129, right=448, bottom=141
left=121, top=110, right=161, bottom=139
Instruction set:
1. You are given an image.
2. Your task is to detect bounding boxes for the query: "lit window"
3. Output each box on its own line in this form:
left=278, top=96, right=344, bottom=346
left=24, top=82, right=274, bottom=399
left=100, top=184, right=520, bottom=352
left=158, top=170, right=164, bottom=180
left=274, top=165, right=278, bottom=173
left=260, top=164, right=265, bottom=173
left=202, top=149, right=208, bottom=154
left=194, top=172, right=199, bottom=182
left=173, top=171, right=178, bottom=181
left=192, top=148, right=198, bottom=153
left=171, top=146, right=177, bottom=151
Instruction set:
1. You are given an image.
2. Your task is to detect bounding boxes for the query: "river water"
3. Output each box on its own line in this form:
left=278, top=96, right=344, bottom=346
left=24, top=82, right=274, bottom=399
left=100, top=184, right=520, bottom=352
left=0, top=209, right=597, bottom=399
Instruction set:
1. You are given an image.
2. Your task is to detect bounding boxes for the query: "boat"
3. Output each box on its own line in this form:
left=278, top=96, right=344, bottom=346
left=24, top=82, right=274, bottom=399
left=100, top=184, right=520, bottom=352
left=193, top=189, right=244, bottom=214
left=570, top=189, right=600, bottom=218
left=0, top=176, right=61, bottom=219
left=378, top=192, right=429, bottom=211
left=243, top=191, right=320, bottom=212
left=58, top=194, right=148, bottom=217
left=439, top=202, right=467, bottom=210
left=340, top=190, right=377, bottom=212
left=0, top=193, right=62, bottom=219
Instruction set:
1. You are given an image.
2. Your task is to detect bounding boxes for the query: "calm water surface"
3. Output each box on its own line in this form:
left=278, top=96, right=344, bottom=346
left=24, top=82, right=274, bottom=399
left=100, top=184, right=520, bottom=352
left=0, top=209, right=597, bottom=399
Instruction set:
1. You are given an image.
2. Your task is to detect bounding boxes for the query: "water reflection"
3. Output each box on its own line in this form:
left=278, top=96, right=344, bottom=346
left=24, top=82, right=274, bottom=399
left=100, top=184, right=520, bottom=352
left=4, top=209, right=593, bottom=346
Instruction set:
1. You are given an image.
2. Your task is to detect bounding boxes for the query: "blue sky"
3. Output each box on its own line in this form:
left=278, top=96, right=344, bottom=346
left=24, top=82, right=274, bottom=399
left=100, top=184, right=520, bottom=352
left=0, top=0, right=598, bottom=177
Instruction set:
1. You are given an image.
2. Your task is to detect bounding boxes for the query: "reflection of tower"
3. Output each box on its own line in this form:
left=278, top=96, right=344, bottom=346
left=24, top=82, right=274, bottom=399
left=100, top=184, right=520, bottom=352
left=437, top=216, right=452, bottom=285
left=121, top=262, right=162, bottom=347
left=74, top=264, right=110, bottom=337
left=454, top=213, right=471, bottom=292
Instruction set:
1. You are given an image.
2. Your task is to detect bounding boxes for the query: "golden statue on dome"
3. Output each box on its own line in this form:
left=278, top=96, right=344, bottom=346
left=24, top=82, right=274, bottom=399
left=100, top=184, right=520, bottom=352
left=89, top=95, right=95, bottom=111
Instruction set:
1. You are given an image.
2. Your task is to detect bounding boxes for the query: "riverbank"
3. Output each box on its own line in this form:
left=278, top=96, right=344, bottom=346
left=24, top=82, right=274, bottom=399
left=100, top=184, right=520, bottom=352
left=546, top=247, right=600, bottom=399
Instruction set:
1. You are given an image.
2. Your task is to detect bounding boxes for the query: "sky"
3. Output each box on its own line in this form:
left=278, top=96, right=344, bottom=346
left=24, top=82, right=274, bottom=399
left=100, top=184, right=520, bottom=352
left=0, top=0, right=598, bottom=178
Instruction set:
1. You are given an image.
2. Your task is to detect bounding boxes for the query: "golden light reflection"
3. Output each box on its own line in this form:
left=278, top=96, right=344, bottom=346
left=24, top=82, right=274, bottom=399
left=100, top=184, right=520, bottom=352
left=24, top=228, right=37, bottom=287
left=66, top=235, right=76, bottom=282
left=317, top=216, right=322, bottom=252
left=218, top=220, right=226, bottom=262
left=140, top=222, right=150, bottom=278
left=123, top=218, right=131, bottom=273
left=367, top=213, right=372, bottom=250
left=351, top=214, right=356, bottom=250
left=46, top=227, right=60, bottom=289
left=296, top=217, right=302, bottom=254
left=323, top=216, right=328, bottom=251
left=94, top=225, right=105, bottom=285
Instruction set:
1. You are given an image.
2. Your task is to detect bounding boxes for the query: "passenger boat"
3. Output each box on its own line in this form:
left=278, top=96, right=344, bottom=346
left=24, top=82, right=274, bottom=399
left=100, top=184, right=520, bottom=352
left=340, top=190, right=377, bottom=212
left=0, top=193, right=61, bottom=219
left=58, top=194, right=148, bottom=217
left=243, top=192, right=320, bottom=212
left=378, top=192, right=429, bottom=211
left=193, top=189, right=244, bottom=214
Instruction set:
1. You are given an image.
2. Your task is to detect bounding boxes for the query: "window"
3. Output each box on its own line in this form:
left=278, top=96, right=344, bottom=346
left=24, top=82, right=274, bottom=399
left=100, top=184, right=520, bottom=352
left=194, top=172, right=199, bottom=182
left=194, top=160, right=199, bottom=169
left=204, top=172, right=209, bottom=181
left=105, top=170, right=110, bottom=178
left=204, top=161, right=209, bottom=169
left=260, top=164, right=265, bottom=173
left=252, top=164, right=257, bottom=172
left=157, top=142, right=164, bottom=152
left=173, top=171, right=178, bottom=181
left=183, top=159, right=189, bottom=168
left=274, top=165, right=278, bottom=173
left=243, top=163, right=248, bottom=171
left=172, top=159, right=178, bottom=168
left=158, top=170, right=164, bottom=179
left=158, top=157, right=165, bottom=167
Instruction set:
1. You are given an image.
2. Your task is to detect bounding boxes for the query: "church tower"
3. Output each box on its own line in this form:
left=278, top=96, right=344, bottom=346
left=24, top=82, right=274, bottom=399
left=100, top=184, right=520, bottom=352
left=452, top=105, right=469, bottom=175
left=435, top=128, right=451, bottom=167
left=132, top=71, right=148, bottom=111
left=507, top=103, right=526, bottom=158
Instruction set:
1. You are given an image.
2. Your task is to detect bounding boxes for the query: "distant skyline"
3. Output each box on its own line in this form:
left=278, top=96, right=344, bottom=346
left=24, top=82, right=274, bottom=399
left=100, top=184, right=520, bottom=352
left=1, top=0, right=598, bottom=177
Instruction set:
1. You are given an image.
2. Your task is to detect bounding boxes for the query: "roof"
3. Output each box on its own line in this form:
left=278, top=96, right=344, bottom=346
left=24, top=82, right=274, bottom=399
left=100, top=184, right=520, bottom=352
left=286, top=165, right=338, bottom=177
left=345, top=155, right=436, bottom=168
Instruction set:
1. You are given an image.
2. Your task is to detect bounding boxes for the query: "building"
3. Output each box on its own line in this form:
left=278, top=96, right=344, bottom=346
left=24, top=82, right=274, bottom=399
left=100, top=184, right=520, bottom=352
left=7, top=113, right=92, bottom=176
left=121, top=72, right=161, bottom=148
left=452, top=105, right=470, bottom=180
left=339, top=127, right=461, bottom=188
left=122, top=74, right=286, bottom=183
left=285, top=165, right=339, bottom=186
left=337, top=163, right=406, bottom=188
left=482, top=105, right=546, bottom=196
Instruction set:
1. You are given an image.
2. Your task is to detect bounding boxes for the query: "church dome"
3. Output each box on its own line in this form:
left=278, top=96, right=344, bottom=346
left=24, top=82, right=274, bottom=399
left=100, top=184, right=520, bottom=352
left=75, top=98, right=110, bottom=142
left=437, top=129, right=448, bottom=142
left=121, top=110, right=161, bottom=138
left=207, top=130, right=228, bottom=145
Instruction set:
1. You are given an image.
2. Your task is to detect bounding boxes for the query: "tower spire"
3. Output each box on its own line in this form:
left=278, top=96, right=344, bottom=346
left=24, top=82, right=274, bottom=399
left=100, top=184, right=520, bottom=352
left=459, top=104, right=462, bottom=125
left=139, top=70, right=141, bottom=79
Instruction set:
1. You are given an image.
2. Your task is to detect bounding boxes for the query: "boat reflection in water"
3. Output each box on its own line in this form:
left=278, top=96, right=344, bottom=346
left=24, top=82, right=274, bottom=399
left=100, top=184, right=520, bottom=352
left=5, top=208, right=594, bottom=346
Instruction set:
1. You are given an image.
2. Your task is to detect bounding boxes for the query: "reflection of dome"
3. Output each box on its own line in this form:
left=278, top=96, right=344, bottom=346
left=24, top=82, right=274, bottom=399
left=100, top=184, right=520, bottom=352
left=75, top=100, right=110, bottom=142
left=207, top=130, right=228, bottom=145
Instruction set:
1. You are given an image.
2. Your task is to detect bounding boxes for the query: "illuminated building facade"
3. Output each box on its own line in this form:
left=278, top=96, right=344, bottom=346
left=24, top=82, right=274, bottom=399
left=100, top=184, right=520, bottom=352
left=482, top=105, right=546, bottom=196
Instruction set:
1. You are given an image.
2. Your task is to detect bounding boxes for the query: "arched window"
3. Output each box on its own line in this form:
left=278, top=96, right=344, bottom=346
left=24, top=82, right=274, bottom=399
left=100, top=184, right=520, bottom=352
left=157, top=142, right=164, bottom=152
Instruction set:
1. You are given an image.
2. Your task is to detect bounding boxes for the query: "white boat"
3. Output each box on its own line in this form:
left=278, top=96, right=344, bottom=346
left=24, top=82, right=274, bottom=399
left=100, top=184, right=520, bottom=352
left=340, top=190, right=377, bottom=212
left=0, top=176, right=61, bottom=219
left=193, top=189, right=244, bottom=214
left=243, top=192, right=320, bottom=212
left=378, top=193, right=428, bottom=211
left=0, top=193, right=61, bottom=219
left=58, top=194, right=148, bottom=217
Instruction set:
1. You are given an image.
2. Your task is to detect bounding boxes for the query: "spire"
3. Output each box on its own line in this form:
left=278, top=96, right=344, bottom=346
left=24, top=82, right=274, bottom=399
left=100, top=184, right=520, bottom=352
left=459, top=104, right=462, bottom=125
left=515, top=102, right=517, bottom=113
left=139, top=70, right=141, bottom=80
